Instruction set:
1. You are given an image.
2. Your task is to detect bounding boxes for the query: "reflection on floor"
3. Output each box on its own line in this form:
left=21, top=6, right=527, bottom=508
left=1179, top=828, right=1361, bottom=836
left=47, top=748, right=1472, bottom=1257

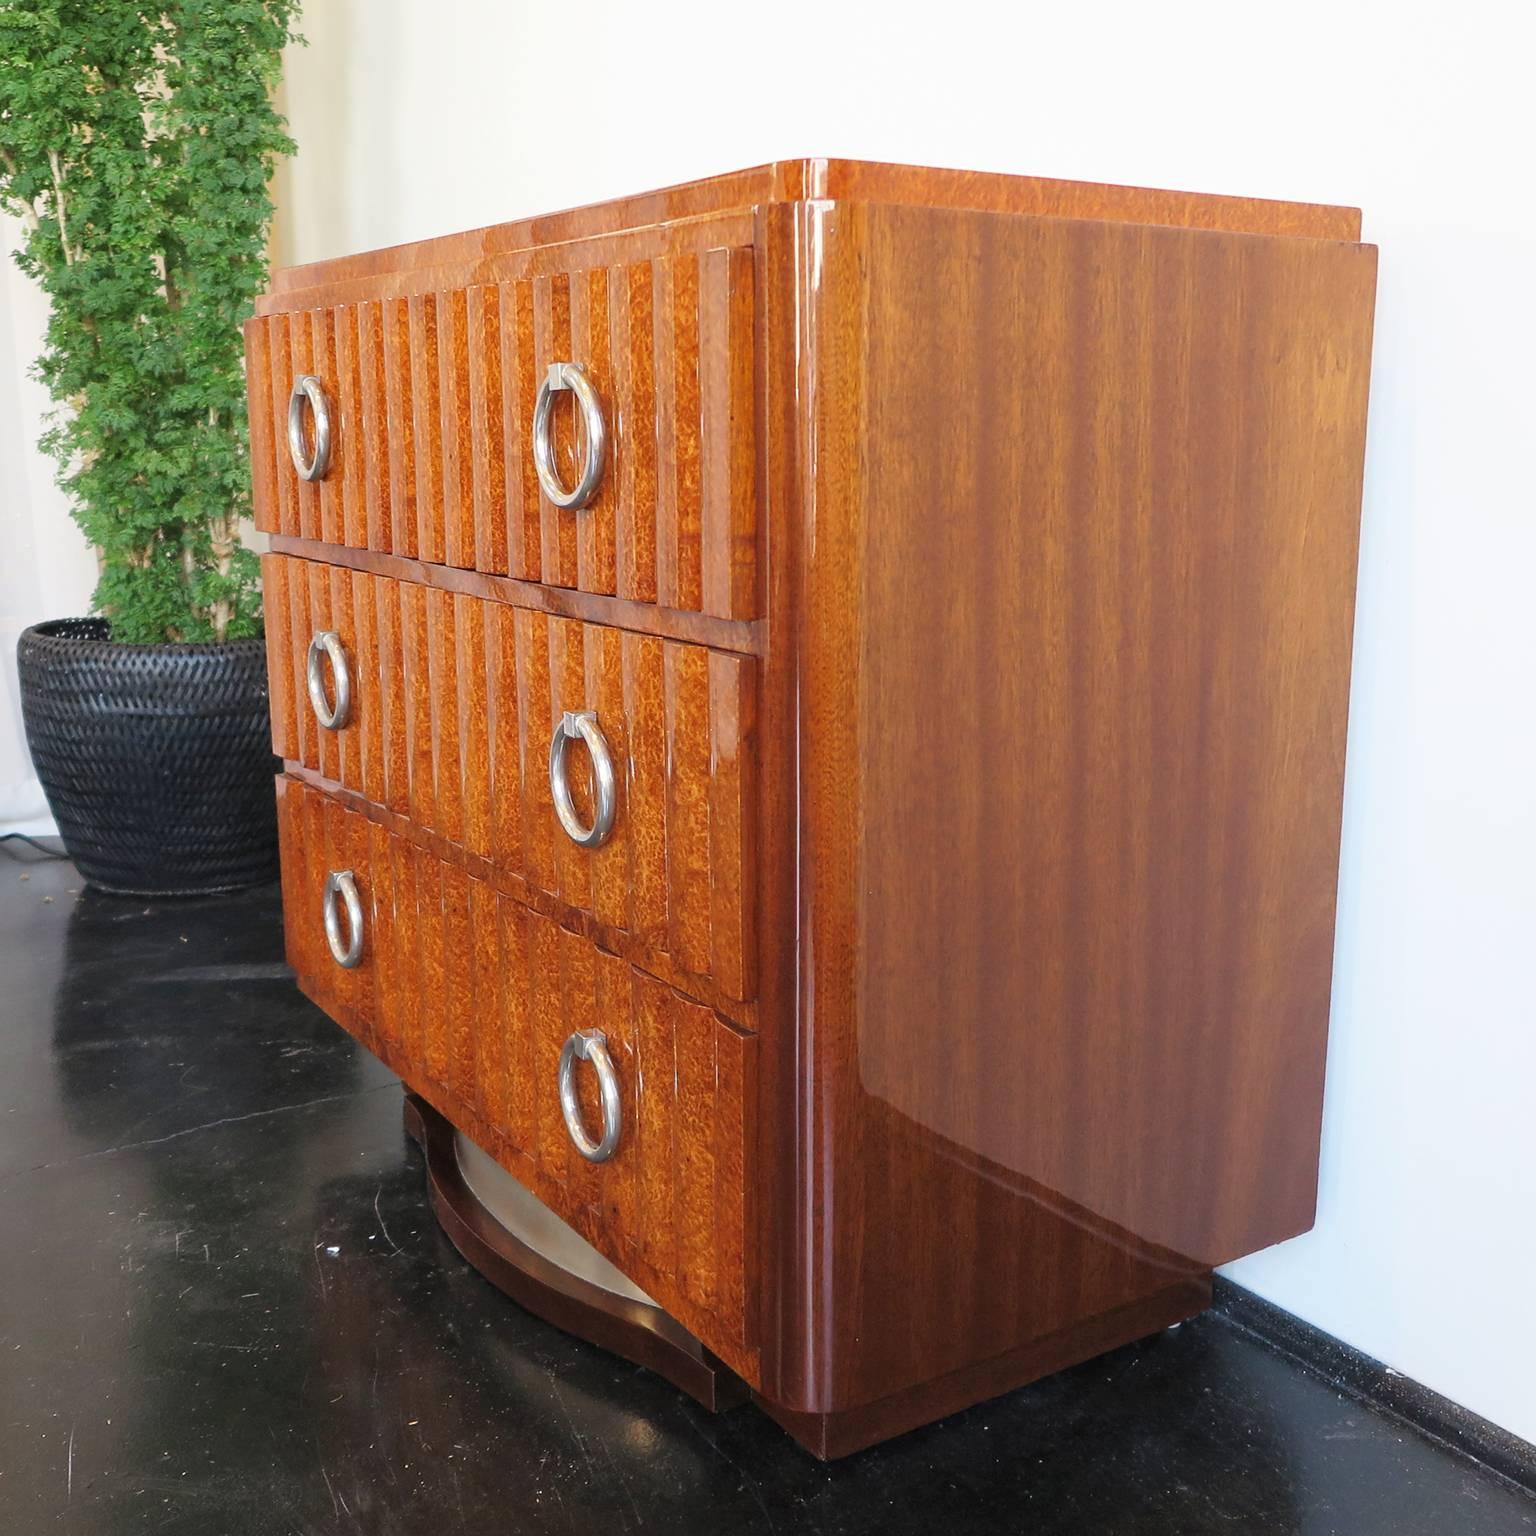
left=1, top=850, right=1531, bottom=1535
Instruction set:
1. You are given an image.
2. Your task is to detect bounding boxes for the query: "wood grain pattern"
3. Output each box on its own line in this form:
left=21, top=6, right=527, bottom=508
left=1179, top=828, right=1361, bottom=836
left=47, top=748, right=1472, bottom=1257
left=500, top=277, right=542, bottom=581
left=437, top=285, right=476, bottom=568
left=382, top=295, right=418, bottom=558
left=534, top=272, right=578, bottom=589
left=247, top=240, right=760, bottom=621
left=311, top=307, right=342, bottom=545
left=244, top=318, right=277, bottom=533
left=357, top=298, right=392, bottom=551
left=409, top=293, right=445, bottom=565
left=571, top=266, right=618, bottom=596
left=333, top=302, right=366, bottom=548
left=260, top=553, right=295, bottom=760
left=466, top=284, right=507, bottom=573
left=267, top=311, right=299, bottom=536
left=255, top=161, right=1376, bottom=1454
left=780, top=197, right=1376, bottom=1415
left=265, top=552, right=756, bottom=999
left=294, top=311, right=322, bottom=543
left=267, top=537, right=763, bottom=654
left=281, top=774, right=757, bottom=1370
left=261, top=158, right=1359, bottom=313
left=611, top=261, right=659, bottom=603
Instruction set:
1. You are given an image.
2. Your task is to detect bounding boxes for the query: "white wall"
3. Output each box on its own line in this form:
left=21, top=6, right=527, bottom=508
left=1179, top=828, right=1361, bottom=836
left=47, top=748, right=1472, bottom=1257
left=0, top=213, right=97, bottom=833
left=0, top=0, right=1524, bottom=1441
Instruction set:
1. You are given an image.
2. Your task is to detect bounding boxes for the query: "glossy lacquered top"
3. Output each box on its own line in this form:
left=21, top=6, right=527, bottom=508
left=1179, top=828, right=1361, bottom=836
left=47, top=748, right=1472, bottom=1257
left=261, top=157, right=1363, bottom=313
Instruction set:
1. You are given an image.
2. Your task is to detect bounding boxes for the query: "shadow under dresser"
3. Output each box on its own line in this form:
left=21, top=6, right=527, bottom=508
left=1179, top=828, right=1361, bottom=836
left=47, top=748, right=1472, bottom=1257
left=247, top=158, right=1377, bottom=1457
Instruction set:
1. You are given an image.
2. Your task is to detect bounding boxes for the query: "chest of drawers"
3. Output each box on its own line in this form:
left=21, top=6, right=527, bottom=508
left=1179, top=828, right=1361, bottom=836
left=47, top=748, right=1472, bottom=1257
left=248, top=158, right=1376, bottom=1456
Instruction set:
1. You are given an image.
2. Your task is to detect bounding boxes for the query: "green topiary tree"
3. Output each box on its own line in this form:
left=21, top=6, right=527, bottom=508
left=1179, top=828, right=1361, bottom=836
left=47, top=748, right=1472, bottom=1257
left=0, top=0, right=300, bottom=642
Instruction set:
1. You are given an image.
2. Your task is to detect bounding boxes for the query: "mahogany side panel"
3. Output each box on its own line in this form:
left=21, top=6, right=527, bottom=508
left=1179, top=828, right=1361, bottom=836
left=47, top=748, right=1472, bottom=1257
left=789, top=199, right=1376, bottom=1411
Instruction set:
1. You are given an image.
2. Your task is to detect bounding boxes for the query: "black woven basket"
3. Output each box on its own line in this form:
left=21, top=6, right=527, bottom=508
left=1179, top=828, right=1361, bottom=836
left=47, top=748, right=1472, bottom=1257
left=17, top=619, right=278, bottom=896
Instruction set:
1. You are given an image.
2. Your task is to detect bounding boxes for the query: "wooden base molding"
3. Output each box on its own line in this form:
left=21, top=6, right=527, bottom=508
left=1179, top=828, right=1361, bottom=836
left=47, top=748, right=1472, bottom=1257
left=757, top=1276, right=1212, bottom=1460
left=405, top=1088, right=1207, bottom=1459
left=403, top=1091, right=748, bottom=1413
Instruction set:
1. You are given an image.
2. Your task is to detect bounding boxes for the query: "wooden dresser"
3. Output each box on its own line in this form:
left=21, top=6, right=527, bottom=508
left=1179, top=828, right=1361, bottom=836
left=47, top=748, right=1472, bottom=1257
left=247, top=159, right=1376, bottom=1457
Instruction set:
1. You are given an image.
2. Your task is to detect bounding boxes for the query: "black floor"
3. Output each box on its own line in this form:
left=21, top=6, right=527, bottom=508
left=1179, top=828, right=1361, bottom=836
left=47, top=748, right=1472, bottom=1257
left=0, top=852, right=1530, bottom=1536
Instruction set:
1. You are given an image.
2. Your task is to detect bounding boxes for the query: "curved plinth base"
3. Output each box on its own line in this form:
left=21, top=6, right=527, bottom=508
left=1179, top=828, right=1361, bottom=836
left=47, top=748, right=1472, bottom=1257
left=402, top=1092, right=748, bottom=1413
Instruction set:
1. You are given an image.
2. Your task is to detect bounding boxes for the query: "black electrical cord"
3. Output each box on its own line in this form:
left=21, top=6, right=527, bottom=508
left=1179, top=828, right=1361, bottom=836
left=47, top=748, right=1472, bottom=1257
left=0, top=832, right=69, bottom=861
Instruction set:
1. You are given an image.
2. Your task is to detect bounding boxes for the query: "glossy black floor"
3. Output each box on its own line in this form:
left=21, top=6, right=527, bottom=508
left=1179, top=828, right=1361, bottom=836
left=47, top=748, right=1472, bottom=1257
left=1, top=851, right=1530, bottom=1536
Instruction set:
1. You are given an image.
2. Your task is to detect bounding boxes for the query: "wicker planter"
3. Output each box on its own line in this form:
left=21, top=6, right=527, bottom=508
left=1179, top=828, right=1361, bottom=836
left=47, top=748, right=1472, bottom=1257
left=16, top=619, right=278, bottom=895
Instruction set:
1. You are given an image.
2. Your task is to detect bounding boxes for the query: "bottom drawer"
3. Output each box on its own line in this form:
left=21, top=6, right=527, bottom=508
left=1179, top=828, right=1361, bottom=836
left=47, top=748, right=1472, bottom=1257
left=276, top=776, right=757, bottom=1371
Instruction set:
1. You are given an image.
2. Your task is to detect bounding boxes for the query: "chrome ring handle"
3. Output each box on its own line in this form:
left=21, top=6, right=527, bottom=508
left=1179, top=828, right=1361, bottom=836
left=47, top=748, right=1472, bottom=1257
left=558, top=1028, right=621, bottom=1162
left=306, top=630, right=352, bottom=731
left=548, top=709, right=617, bottom=849
left=322, top=869, right=363, bottom=970
left=287, top=374, right=333, bottom=481
left=532, top=361, right=606, bottom=509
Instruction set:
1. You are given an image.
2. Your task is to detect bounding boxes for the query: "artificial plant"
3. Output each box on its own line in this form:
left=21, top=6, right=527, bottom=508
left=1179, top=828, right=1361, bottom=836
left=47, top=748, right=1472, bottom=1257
left=0, top=0, right=300, bottom=642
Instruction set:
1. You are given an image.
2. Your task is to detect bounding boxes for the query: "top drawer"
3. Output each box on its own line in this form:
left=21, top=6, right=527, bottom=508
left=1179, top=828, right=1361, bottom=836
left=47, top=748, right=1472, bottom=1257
left=245, top=245, right=759, bottom=621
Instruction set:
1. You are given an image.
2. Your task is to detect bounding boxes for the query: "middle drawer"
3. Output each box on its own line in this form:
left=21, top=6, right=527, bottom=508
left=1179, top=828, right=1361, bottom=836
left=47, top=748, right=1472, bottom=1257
left=264, top=553, right=756, bottom=1002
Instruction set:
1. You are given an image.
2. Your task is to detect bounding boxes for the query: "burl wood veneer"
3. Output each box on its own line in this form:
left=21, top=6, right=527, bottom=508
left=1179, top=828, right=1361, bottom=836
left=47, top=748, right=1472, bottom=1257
left=249, top=158, right=1376, bottom=1457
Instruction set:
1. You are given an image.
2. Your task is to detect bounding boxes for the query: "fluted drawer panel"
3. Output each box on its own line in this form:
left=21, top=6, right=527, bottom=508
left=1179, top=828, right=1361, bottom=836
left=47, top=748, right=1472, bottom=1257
left=264, top=553, right=758, bottom=1001
left=244, top=241, right=758, bottom=618
left=278, top=775, right=756, bottom=1365
left=516, top=607, right=757, bottom=1001
left=276, top=774, right=378, bottom=1046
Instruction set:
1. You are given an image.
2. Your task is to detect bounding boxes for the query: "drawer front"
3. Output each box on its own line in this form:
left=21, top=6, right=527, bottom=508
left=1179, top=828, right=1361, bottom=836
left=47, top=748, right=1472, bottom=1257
left=276, top=772, right=385, bottom=1043
left=277, top=775, right=756, bottom=1364
left=264, top=552, right=757, bottom=1001
left=247, top=243, right=758, bottom=619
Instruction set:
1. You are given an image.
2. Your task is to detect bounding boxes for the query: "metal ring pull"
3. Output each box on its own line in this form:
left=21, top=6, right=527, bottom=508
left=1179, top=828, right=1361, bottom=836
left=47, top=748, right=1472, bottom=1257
left=532, top=361, right=606, bottom=509
left=322, top=869, right=363, bottom=969
left=287, top=374, right=333, bottom=481
left=548, top=710, right=617, bottom=849
left=558, top=1029, right=621, bottom=1162
left=306, top=630, right=352, bottom=730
